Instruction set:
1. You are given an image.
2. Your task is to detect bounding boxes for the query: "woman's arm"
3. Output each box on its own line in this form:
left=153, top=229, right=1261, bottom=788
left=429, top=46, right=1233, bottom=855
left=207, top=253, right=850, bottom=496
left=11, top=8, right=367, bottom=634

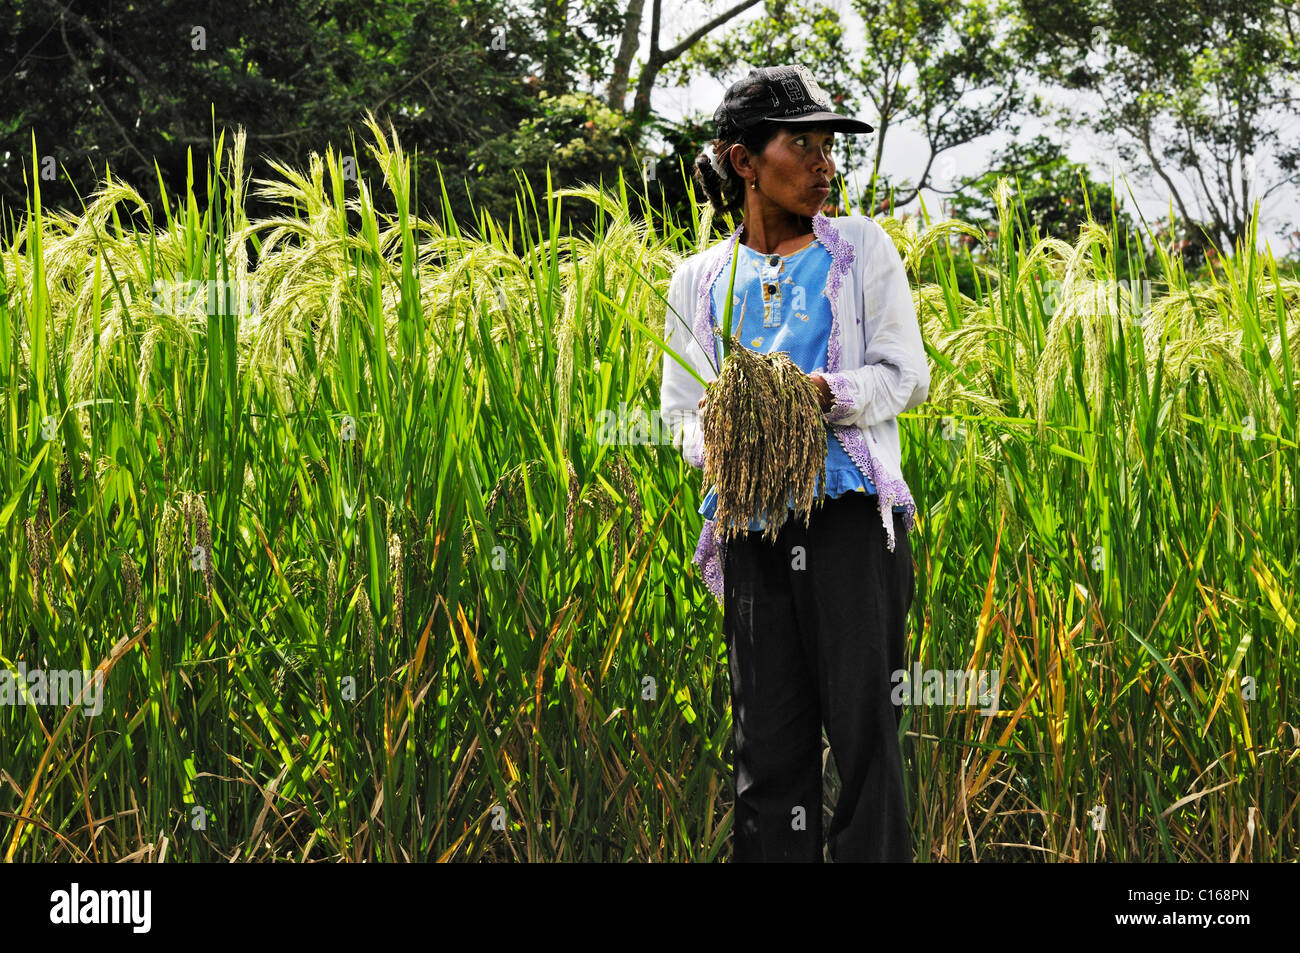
left=815, top=220, right=931, bottom=428
left=658, top=263, right=712, bottom=469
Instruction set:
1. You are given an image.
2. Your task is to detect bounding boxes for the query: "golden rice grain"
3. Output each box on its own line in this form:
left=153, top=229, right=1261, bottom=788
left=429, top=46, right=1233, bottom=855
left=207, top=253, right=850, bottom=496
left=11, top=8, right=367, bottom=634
left=701, top=335, right=827, bottom=545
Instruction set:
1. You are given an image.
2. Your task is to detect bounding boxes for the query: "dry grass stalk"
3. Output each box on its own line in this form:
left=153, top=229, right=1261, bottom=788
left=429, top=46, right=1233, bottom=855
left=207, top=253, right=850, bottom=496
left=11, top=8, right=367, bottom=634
left=701, top=335, right=828, bottom=545
left=117, top=548, right=145, bottom=634
left=325, top=554, right=338, bottom=637
left=388, top=531, right=404, bottom=639
left=181, top=491, right=214, bottom=601
left=565, top=459, right=580, bottom=549
left=23, top=492, right=50, bottom=606
left=607, top=453, right=643, bottom=547
left=357, top=582, right=376, bottom=679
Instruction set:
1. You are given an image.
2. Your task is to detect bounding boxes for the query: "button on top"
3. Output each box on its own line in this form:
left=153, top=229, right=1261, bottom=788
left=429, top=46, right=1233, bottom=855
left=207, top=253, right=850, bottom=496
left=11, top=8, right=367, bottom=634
left=767, top=254, right=780, bottom=266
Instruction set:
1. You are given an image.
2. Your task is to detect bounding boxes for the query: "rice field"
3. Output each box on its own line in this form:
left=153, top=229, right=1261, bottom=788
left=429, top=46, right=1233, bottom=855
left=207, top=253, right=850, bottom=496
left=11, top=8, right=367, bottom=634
left=1, top=116, right=1296, bottom=861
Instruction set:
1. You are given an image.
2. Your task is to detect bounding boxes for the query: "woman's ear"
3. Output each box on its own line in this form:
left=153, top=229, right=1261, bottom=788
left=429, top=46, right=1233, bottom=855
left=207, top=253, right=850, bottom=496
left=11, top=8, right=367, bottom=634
left=729, top=143, right=751, bottom=181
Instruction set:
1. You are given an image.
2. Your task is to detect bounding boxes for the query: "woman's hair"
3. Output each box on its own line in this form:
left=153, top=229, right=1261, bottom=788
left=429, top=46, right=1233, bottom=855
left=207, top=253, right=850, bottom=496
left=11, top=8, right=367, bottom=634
left=693, top=120, right=783, bottom=216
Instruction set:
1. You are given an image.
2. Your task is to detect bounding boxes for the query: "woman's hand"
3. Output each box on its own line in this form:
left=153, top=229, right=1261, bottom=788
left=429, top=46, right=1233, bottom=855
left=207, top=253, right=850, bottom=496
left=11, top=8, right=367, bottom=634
left=808, top=372, right=832, bottom=413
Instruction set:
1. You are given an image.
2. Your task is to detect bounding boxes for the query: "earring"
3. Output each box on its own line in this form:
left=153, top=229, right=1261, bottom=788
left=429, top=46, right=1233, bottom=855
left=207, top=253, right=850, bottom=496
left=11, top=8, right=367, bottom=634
left=750, top=181, right=757, bottom=190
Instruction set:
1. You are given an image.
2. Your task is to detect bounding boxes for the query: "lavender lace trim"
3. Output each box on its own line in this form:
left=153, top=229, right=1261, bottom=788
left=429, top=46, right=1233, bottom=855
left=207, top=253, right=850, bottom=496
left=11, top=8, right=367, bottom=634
left=821, top=371, right=857, bottom=422
left=832, top=427, right=917, bottom=551
left=816, top=212, right=916, bottom=547
left=812, top=211, right=856, bottom=374
left=693, top=517, right=726, bottom=604
left=693, top=221, right=748, bottom=366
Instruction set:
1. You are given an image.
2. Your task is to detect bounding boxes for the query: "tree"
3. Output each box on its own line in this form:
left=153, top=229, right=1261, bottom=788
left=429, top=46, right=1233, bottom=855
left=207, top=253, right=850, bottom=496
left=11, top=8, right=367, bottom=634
left=1013, top=0, right=1300, bottom=253
left=467, top=90, right=641, bottom=249
left=948, top=134, right=1135, bottom=243
left=525, top=0, right=631, bottom=98
left=604, top=0, right=765, bottom=122
left=673, top=0, right=1034, bottom=212
left=0, top=0, right=613, bottom=233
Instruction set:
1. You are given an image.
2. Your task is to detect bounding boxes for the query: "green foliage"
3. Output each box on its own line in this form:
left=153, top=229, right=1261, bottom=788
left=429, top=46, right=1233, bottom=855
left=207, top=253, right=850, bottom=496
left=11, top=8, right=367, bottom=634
left=0, top=0, right=608, bottom=233
left=1, top=110, right=1298, bottom=864
left=466, top=92, right=639, bottom=244
left=677, top=0, right=1032, bottom=208
left=1012, top=0, right=1300, bottom=250
left=948, top=134, right=1135, bottom=244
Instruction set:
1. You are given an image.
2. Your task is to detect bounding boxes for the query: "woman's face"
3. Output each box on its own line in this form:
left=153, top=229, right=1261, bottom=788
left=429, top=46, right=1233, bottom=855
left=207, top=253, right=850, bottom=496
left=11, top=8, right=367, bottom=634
left=739, top=124, right=836, bottom=218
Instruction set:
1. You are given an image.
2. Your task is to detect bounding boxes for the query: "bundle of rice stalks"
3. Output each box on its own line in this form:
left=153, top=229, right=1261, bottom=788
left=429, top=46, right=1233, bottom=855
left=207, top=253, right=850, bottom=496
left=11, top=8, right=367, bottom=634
left=700, top=333, right=828, bottom=545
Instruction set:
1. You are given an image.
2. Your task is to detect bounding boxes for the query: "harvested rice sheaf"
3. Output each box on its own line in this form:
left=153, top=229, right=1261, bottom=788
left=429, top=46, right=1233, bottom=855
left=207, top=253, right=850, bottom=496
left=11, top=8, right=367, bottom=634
left=700, top=335, right=828, bottom=545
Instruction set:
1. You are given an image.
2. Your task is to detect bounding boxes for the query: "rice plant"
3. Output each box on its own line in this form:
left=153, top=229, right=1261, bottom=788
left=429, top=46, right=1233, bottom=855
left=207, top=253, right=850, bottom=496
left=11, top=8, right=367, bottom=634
left=0, top=112, right=1295, bottom=862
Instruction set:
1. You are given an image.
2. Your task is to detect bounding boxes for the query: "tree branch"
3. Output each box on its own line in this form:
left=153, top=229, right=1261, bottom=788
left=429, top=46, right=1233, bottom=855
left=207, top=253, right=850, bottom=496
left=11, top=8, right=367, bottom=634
left=55, top=11, right=154, bottom=184
left=1134, top=116, right=1199, bottom=241
left=661, top=0, right=762, bottom=61
left=39, top=0, right=198, bottom=146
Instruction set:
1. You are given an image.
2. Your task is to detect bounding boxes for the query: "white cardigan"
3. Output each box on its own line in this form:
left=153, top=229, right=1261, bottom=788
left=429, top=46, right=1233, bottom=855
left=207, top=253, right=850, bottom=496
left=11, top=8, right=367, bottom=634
left=658, top=211, right=931, bottom=604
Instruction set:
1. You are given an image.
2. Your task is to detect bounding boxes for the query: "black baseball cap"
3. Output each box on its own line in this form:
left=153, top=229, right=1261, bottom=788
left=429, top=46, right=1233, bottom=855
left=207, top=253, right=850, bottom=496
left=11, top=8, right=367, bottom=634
left=714, top=65, right=874, bottom=138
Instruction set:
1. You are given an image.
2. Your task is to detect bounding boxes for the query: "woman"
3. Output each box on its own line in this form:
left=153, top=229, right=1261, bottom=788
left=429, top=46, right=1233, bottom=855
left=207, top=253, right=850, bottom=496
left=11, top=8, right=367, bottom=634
left=658, top=65, right=931, bottom=862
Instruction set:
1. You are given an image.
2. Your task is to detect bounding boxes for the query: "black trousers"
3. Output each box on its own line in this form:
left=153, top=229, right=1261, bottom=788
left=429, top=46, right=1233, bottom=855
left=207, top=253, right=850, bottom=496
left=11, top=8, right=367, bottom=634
left=722, top=490, right=915, bottom=862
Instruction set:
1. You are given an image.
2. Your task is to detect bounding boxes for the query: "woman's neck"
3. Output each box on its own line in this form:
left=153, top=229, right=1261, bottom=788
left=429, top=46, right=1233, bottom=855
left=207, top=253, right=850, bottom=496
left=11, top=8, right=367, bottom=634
left=739, top=212, right=815, bottom=254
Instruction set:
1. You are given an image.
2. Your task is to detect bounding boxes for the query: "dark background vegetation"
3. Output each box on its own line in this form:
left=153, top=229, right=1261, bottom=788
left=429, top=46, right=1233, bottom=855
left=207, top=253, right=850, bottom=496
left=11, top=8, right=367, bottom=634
left=2, top=0, right=1298, bottom=270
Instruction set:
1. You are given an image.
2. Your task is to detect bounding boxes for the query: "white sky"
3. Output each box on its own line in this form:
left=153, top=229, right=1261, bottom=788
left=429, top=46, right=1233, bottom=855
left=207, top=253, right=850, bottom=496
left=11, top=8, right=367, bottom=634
left=622, top=1, right=1300, bottom=256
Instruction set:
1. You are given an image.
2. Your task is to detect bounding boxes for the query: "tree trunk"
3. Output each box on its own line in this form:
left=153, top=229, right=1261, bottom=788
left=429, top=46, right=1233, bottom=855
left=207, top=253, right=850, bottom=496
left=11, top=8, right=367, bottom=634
left=630, top=0, right=764, bottom=123
left=607, top=0, right=647, bottom=111
left=1137, top=119, right=1215, bottom=251
left=544, top=0, right=570, bottom=97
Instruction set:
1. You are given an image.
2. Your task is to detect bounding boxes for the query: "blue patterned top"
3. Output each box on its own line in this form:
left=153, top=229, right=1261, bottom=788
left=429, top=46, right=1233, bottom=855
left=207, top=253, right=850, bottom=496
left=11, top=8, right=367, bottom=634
left=698, top=236, right=908, bottom=533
